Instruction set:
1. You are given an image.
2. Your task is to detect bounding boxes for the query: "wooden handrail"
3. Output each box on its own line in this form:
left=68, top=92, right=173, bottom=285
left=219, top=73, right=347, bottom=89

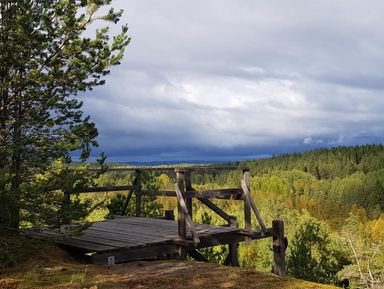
left=136, top=188, right=244, bottom=200
left=88, top=166, right=249, bottom=172
left=197, top=198, right=232, bottom=223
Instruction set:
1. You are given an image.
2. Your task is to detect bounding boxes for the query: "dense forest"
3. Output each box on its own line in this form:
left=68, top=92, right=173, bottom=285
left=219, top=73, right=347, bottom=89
left=3, top=143, right=384, bottom=288
left=61, top=144, right=383, bottom=288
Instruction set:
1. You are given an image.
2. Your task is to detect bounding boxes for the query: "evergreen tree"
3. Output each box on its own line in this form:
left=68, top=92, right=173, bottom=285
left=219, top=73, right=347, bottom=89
left=0, top=0, right=130, bottom=228
left=287, top=216, right=349, bottom=284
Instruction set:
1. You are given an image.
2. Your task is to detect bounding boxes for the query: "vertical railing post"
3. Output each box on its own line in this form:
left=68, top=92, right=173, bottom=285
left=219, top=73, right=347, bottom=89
left=185, top=170, right=193, bottom=221
left=243, top=169, right=252, bottom=244
left=176, top=169, right=187, bottom=259
left=272, top=220, right=287, bottom=277
left=228, top=216, right=240, bottom=266
left=135, top=169, right=142, bottom=217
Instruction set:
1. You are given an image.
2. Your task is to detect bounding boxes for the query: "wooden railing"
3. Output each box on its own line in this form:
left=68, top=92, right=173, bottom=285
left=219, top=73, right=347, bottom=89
left=63, top=166, right=286, bottom=275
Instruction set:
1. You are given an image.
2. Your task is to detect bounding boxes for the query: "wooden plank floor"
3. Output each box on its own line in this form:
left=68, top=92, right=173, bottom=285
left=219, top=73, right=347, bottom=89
left=25, top=217, right=243, bottom=255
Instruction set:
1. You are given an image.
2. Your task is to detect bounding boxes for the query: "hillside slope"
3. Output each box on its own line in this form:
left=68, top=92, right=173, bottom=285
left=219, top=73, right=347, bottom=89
left=0, top=245, right=338, bottom=289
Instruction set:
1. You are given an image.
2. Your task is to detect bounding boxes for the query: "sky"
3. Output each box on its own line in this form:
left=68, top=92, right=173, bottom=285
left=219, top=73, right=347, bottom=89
left=80, top=0, right=384, bottom=163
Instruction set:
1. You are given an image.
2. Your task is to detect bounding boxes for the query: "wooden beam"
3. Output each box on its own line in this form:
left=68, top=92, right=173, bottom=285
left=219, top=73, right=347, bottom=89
left=185, top=171, right=193, bottom=221
left=88, top=166, right=249, bottom=173
left=241, top=179, right=267, bottom=232
left=121, top=190, right=134, bottom=215
left=174, top=166, right=249, bottom=172
left=91, top=244, right=178, bottom=264
left=175, top=183, right=200, bottom=245
left=176, top=171, right=187, bottom=260
left=121, top=177, right=137, bottom=215
left=238, top=228, right=275, bottom=239
left=188, top=188, right=244, bottom=200
left=197, top=198, right=231, bottom=223
left=228, top=217, right=239, bottom=266
left=272, top=220, right=287, bottom=277
left=164, top=210, right=175, bottom=220
left=194, top=232, right=246, bottom=249
left=135, top=170, right=142, bottom=217
left=137, top=188, right=244, bottom=200
left=243, top=169, right=252, bottom=244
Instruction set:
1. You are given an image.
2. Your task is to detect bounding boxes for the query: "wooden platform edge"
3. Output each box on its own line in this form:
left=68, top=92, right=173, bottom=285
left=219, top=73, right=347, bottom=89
left=91, top=244, right=178, bottom=265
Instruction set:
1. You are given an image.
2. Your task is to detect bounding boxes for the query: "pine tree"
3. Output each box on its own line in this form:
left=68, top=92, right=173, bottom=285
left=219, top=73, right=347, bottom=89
left=0, top=0, right=130, bottom=228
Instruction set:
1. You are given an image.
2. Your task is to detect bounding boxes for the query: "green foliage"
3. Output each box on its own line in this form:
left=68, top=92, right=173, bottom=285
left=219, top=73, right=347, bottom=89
left=338, top=213, right=384, bottom=288
left=106, top=171, right=163, bottom=218
left=239, top=239, right=272, bottom=272
left=287, top=215, right=349, bottom=284
left=19, top=159, right=102, bottom=227
left=0, top=0, right=129, bottom=228
left=194, top=212, right=228, bottom=264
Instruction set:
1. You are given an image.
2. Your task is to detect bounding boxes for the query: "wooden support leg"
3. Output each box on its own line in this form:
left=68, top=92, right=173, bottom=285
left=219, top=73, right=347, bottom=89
left=135, top=170, right=142, bottom=217
left=272, top=220, right=287, bottom=277
left=164, top=210, right=175, bottom=220
left=178, top=246, right=187, bottom=260
left=185, top=171, right=193, bottom=221
left=228, top=217, right=239, bottom=266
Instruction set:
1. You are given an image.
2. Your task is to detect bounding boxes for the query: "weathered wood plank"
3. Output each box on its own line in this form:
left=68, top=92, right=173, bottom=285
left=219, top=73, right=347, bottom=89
left=58, top=238, right=117, bottom=252
left=272, top=220, right=287, bottom=277
left=241, top=179, right=267, bottom=231
left=88, top=166, right=249, bottom=173
left=86, top=226, right=176, bottom=242
left=91, top=244, right=178, bottom=264
left=77, top=230, right=146, bottom=245
left=185, top=171, right=193, bottom=221
left=135, top=170, right=142, bottom=217
left=25, top=216, right=253, bottom=262
left=175, top=183, right=200, bottom=244
left=62, top=235, right=138, bottom=249
left=228, top=217, right=239, bottom=267
left=243, top=169, right=252, bottom=245
left=238, top=228, right=275, bottom=239
left=136, top=188, right=244, bottom=200
left=197, top=198, right=231, bottom=222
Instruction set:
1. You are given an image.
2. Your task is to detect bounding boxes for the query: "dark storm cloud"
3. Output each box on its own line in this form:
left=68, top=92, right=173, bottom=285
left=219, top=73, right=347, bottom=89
left=78, top=0, right=384, bottom=162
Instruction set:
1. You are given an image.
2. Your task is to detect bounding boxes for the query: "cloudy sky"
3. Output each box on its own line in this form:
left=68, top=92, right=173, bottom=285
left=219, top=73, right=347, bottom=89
left=81, top=0, right=384, bottom=163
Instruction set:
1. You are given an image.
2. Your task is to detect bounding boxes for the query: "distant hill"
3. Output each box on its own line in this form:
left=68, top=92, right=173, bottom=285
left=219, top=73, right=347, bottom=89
left=240, top=144, right=384, bottom=179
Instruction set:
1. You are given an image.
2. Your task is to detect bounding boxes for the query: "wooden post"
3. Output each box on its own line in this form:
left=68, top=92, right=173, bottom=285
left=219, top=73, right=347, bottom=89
left=135, top=170, right=142, bottom=217
left=228, top=216, right=239, bottom=266
left=164, top=210, right=175, bottom=220
left=185, top=170, right=193, bottom=221
left=176, top=170, right=187, bottom=259
left=243, top=169, right=252, bottom=244
left=272, top=220, right=287, bottom=277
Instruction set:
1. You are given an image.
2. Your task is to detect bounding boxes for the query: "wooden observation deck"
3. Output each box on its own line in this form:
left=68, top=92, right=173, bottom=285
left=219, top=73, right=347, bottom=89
left=25, top=166, right=287, bottom=276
